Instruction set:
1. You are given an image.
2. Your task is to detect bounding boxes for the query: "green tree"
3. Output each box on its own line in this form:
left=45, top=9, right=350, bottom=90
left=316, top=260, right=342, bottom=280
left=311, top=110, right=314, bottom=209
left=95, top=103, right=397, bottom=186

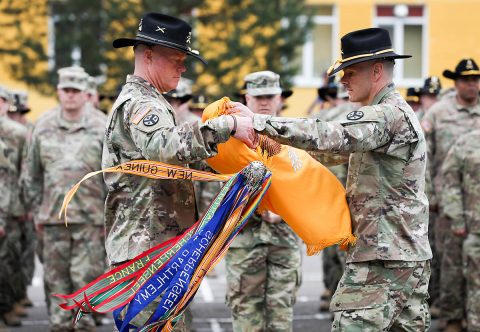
left=0, top=0, right=51, bottom=94
left=195, top=0, right=312, bottom=98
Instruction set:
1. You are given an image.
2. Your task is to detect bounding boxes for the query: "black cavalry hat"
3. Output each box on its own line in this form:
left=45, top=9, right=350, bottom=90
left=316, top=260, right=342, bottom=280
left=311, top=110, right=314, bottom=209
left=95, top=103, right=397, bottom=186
left=420, top=76, right=442, bottom=96
left=317, top=76, right=338, bottom=101
left=405, top=87, right=421, bottom=103
left=443, top=58, right=480, bottom=80
left=113, top=12, right=206, bottom=65
left=328, top=28, right=411, bottom=76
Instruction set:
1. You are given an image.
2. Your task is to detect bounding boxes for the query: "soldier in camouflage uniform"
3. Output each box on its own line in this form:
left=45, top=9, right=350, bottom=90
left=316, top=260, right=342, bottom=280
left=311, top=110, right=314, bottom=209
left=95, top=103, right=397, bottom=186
left=105, top=13, right=254, bottom=331
left=442, top=129, right=480, bottom=332
left=414, top=76, right=442, bottom=316
left=225, top=71, right=301, bottom=332
left=7, top=91, right=36, bottom=310
left=22, top=67, right=107, bottom=332
left=0, top=86, right=28, bottom=327
left=234, top=28, right=432, bottom=331
left=421, top=58, right=480, bottom=332
left=418, top=76, right=442, bottom=121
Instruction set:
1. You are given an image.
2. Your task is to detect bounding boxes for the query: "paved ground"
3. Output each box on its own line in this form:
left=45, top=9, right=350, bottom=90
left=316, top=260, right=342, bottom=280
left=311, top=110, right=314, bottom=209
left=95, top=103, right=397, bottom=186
left=8, top=248, right=441, bottom=331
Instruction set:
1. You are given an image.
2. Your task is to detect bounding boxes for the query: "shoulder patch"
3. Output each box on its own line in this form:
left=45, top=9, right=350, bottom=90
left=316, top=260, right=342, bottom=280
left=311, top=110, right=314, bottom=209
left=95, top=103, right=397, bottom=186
left=346, top=110, right=364, bottom=121
left=420, top=120, right=432, bottom=133
left=142, top=113, right=160, bottom=127
left=132, top=107, right=152, bottom=125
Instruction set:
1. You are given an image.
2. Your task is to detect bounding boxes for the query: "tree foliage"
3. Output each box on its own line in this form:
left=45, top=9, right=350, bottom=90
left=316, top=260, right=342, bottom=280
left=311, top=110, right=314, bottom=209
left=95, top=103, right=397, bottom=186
left=196, top=0, right=311, bottom=98
left=0, top=0, right=311, bottom=98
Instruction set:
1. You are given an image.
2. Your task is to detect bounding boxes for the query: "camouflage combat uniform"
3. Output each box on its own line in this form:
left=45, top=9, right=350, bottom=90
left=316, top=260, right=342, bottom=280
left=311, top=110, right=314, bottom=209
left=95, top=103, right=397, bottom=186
left=103, top=75, right=231, bottom=330
left=253, top=83, right=432, bottom=331
left=23, top=106, right=107, bottom=332
left=421, top=93, right=480, bottom=320
left=225, top=214, right=301, bottom=332
left=441, top=129, right=480, bottom=332
left=0, top=115, right=27, bottom=318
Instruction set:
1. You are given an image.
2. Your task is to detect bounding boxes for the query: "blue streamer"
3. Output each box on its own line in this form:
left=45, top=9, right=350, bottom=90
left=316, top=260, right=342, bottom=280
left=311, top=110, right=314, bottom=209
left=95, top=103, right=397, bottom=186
left=115, top=175, right=247, bottom=331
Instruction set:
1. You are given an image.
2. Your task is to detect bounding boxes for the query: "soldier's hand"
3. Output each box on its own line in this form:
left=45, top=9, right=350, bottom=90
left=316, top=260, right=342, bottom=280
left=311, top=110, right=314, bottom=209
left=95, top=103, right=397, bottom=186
left=228, top=102, right=254, bottom=119
left=452, top=227, right=467, bottom=238
left=0, top=226, right=5, bottom=237
left=227, top=115, right=258, bottom=149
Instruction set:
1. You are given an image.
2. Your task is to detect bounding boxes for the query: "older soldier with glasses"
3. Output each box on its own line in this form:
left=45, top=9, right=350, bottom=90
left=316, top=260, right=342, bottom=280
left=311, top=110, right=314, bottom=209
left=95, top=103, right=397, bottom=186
left=233, top=28, right=432, bottom=331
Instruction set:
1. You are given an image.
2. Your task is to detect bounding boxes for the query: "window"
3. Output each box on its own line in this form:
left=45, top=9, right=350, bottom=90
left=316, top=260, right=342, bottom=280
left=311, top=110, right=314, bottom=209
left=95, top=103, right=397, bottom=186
left=293, top=5, right=338, bottom=87
left=374, top=5, right=428, bottom=87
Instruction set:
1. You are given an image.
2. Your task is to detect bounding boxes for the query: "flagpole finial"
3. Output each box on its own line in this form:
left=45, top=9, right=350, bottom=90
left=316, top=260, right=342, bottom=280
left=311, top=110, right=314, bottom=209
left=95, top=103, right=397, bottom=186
left=242, top=161, right=267, bottom=188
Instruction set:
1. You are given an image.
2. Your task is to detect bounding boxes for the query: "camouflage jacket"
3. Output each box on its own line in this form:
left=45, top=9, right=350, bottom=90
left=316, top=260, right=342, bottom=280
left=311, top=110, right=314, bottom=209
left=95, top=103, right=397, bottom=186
left=230, top=213, right=299, bottom=249
left=0, top=115, right=27, bottom=227
left=421, top=94, right=480, bottom=206
left=441, top=129, right=480, bottom=234
left=103, top=75, right=231, bottom=264
left=22, top=106, right=107, bottom=226
left=311, top=102, right=359, bottom=186
left=253, top=83, right=432, bottom=263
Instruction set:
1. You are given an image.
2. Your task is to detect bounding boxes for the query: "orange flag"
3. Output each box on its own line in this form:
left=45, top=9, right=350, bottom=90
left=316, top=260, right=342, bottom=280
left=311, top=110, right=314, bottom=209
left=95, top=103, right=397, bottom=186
left=202, top=97, right=355, bottom=255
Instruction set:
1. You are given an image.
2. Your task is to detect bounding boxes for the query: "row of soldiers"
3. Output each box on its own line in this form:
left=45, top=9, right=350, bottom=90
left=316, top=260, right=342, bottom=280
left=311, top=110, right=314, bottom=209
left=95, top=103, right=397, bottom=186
left=312, top=58, right=480, bottom=332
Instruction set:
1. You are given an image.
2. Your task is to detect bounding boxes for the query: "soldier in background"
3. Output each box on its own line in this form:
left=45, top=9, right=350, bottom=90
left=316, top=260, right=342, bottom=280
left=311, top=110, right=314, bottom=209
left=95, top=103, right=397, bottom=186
left=421, top=58, right=480, bottom=332
left=7, top=91, right=36, bottom=310
left=415, top=75, right=442, bottom=317
left=188, top=94, right=209, bottom=119
left=419, top=76, right=442, bottom=117
left=405, top=87, right=422, bottom=114
left=0, top=85, right=28, bottom=327
left=225, top=71, right=301, bottom=332
left=442, top=129, right=480, bottom=332
left=7, top=91, right=32, bottom=127
left=86, top=76, right=100, bottom=110
left=22, top=66, right=107, bottom=332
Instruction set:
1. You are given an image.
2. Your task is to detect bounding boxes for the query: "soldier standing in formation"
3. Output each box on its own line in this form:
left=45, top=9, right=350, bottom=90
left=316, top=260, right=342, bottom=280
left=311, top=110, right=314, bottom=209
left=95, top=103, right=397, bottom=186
left=225, top=70, right=301, bottom=332
left=22, top=66, right=107, bottom=332
left=421, top=58, right=480, bottom=332
left=103, top=12, right=254, bottom=330
left=442, top=128, right=480, bottom=332
left=0, top=86, right=28, bottom=328
left=233, top=27, right=432, bottom=330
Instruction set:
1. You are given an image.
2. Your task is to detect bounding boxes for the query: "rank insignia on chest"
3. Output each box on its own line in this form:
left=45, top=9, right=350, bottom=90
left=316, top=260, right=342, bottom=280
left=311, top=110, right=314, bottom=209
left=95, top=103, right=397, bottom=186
left=346, top=110, right=364, bottom=121
left=143, top=114, right=160, bottom=126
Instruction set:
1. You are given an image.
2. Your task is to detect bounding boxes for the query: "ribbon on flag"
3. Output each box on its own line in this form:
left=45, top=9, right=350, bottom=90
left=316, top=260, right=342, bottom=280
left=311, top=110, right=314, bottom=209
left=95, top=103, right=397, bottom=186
left=54, top=160, right=271, bottom=332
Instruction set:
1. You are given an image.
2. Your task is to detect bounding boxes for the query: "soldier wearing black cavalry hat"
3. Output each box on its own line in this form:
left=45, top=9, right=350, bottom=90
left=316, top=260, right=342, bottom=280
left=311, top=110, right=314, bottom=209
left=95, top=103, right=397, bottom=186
left=421, top=58, right=480, bottom=332
left=103, top=13, right=256, bottom=331
left=233, top=27, right=432, bottom=331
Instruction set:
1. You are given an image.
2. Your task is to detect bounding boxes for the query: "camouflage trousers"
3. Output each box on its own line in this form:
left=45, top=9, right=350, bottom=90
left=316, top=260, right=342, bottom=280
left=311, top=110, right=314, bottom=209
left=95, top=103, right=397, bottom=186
left=20, top=220, right=36, bottom=289
left=439, top=220, right=466, bottom=321
left=330, top=260, right=431, bottom=332
left=428, top=211, right=440, bottom=307
left=0, top=221, right=23, bottom=314
left=43, top=224, right=106, bottom=332
left=225, top=244, right=302, bottom=332
left=463, top=234, right=480, bottom=332
left=322, top=246, right=346, bottom=294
